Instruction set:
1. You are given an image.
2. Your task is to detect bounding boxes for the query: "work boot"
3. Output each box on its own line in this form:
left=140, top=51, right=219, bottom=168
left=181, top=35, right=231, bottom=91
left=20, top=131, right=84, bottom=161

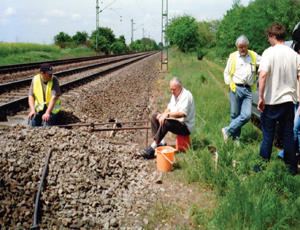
left=141, top=146, right=155, bottom=159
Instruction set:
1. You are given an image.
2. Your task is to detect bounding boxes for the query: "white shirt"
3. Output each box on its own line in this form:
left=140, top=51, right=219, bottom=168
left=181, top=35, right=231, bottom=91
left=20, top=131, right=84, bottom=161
left=258, top=44, right=300, bottom=105
left=167, top=87, right=195, bottom=134
left=224, top=51, right=261, bottom=85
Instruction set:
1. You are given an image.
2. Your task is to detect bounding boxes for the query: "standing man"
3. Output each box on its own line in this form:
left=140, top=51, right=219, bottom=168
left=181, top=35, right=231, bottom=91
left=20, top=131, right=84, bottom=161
left=257, top=23, right=300, bottom=174
left=28, top=63, right=61, bottom=126
left=222, top=35, right=261, bottom=145
left=141, top=77, right=195, bottom=159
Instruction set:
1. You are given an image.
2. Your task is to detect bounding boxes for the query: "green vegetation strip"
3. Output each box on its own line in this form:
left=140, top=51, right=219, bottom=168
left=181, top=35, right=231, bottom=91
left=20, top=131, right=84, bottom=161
left=0, top=43, right=98, bottom=66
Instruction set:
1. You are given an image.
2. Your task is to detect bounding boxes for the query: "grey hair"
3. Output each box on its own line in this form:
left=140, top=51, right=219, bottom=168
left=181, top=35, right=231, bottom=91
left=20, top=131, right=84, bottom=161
left=236, top=35, right=249, bottom=46
left=170, top=77, right=182, bottom=86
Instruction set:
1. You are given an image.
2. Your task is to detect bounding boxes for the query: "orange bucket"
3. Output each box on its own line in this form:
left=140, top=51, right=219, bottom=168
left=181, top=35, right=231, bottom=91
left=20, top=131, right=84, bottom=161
left=156, top=146, right=176, bottom=172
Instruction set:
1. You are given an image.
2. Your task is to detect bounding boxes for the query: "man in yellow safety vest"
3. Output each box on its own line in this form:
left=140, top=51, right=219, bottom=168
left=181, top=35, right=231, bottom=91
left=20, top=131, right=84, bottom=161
left=222, top=35, right=261, bottom=145
left=28, top=63, right=61, bottom=126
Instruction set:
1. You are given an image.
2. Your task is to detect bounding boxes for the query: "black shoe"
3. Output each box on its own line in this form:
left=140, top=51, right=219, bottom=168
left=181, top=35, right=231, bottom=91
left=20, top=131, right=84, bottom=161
left=141, top=146, right=155, bottom=159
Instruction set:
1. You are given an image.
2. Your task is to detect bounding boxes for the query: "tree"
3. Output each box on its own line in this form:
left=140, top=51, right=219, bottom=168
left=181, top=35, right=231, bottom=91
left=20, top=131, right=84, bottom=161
left=72, top=31, right=89, bottom=46
left=215, top=0, right=300, bottom=57
left=90, top=27, right=116, bottom=53
left=166, top=14, right=199, bottom=52
left=196, top=20, right=220, bottom=48
left=54, top=32, right=72, bottom=47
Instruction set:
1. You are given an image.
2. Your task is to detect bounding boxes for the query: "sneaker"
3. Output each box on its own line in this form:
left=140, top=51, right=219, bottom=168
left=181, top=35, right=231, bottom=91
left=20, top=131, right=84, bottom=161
left=222, top=128, right=229, bottom=143
left=141, top=146, right=155, bottom=159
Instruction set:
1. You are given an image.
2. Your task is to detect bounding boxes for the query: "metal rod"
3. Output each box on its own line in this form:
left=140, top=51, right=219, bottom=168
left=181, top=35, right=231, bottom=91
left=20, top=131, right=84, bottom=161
left=55, top=120, right=149, bottom=128
left=146, top=120, right=149, bottom=148
left=30, top=148, right=53, bottom=230
left=93, top=126, right=150, bottom=132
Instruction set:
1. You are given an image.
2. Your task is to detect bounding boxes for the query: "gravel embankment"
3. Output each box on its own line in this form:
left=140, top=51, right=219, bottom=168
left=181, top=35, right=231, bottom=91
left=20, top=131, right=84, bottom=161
left=0, top=53, right=165, bottom=229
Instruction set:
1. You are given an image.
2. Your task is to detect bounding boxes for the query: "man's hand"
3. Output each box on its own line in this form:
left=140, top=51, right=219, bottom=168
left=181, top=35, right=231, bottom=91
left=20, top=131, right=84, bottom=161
left=257, top=99, right=265, bottom=113
left=28, top=110, right=36, bottom=120
left=156, top=113, right=162, bottom=120
left=158, top=112, right=169, bottom=125
left=42, top=112, right=51, bottom=123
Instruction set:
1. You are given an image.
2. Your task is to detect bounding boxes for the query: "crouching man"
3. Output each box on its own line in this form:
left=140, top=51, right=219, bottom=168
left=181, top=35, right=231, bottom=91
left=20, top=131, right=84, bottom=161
left=141, top=77, right=195, bottom=159
left=28, top=63, right=61, bottom=126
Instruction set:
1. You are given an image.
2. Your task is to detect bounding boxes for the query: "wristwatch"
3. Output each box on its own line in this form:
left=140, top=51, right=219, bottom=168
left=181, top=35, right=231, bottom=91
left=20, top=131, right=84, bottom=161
left=167, top=112, right=170, bottom=118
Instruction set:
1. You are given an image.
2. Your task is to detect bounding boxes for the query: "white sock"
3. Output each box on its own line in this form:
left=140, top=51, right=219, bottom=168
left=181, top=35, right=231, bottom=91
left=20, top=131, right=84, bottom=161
left=160, top=139, right=166, bottom=145
left=151, top=142, right=158, bottom=149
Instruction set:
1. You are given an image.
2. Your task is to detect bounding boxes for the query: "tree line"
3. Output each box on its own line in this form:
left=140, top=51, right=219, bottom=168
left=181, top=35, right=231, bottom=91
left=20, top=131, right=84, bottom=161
left=54, top=27, right=161, bottom=54
left=165, top=0, right=300, bottom=59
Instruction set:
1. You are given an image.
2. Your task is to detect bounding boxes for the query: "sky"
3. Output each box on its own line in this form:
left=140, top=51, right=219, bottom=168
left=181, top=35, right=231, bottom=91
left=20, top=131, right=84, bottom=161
left=0, top=0, right=251, bottom=45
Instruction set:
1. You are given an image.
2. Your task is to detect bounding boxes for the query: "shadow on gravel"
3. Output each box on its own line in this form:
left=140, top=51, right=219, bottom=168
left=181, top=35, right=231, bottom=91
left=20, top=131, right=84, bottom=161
left=59, top=110, right=81, bottom=125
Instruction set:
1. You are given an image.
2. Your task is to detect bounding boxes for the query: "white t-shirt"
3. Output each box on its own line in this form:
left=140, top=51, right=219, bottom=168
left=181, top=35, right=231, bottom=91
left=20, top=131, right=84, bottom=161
left=167, top=87, right=195, bottom=134
left=258, top=44, right=300, bottom=105
left=224, top=51, right=261, bottom=85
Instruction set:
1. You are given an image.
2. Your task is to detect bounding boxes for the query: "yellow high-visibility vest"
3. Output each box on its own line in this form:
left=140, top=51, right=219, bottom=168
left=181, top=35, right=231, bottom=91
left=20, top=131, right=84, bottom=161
left=229, top=50, right=257, bottom=92
left=32, top=74, right=61, bottom=114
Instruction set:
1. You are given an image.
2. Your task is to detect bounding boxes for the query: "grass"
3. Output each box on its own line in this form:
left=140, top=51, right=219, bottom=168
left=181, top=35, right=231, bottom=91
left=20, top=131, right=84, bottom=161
left=0, top=42, right=99, bottom=66
left=151, top=48, right=300, bottom=229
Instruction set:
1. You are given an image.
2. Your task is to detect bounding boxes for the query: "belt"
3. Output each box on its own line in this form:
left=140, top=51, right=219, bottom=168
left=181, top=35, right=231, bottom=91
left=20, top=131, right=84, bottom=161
left=235, top=83, right=250, bottom=88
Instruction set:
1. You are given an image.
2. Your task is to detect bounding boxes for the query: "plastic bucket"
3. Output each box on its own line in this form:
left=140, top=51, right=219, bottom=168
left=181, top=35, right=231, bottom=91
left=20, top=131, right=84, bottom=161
left=156, top=146, right=176, bottom=172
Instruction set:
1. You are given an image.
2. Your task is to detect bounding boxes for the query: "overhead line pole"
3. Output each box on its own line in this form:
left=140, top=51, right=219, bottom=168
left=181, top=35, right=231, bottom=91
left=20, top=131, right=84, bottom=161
left=96, top=0, right=100, bottom=50
left=161, top=0, right=168, bottom=70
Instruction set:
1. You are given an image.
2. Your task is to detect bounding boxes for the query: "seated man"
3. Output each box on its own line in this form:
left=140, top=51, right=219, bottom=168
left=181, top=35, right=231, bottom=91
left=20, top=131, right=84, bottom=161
left=141, top=77, right=195, bottom=159
left=28, top=63, right=61, bottom=126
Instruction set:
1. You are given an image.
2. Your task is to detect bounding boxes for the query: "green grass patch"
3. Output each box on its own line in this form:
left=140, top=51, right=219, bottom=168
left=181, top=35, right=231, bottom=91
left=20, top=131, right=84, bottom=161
left=0, top=42, right=99, bottom=65
left=166, top=48, right=300, bottom=229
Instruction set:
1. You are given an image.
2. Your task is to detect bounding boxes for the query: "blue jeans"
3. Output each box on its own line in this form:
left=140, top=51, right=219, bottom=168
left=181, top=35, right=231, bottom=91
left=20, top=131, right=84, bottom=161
left=224, top=85, right=252, bottom=139
left=260, top=102, right=296, bottom=170
left=29, top=110, right=61, bottom=126
left=278, top=102, right=300, bottom=158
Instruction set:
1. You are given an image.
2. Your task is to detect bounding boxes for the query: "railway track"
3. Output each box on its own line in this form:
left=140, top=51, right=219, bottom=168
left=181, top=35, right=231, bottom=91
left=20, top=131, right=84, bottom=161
left=0, top=51, right=158, bottom=121
left=0, top=51, right=148, bottom=75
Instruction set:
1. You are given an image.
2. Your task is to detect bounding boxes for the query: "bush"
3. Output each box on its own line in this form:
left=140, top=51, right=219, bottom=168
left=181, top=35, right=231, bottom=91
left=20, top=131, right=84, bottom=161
left=196, top=48, right=208, bottom=60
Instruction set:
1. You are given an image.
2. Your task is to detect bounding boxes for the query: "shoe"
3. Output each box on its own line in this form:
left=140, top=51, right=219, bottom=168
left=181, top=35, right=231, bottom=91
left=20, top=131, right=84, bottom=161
left=253, top=165, right=260, bottom=172
left=141, top=146, right=155, bottom=159
left=222, top=128, right=229, bottom=143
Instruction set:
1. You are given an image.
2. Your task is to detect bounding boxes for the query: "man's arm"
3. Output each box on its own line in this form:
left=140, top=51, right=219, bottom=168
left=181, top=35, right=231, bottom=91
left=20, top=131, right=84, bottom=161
left=297, top=75, right=300, bottom=116
left=157, top=109, right=187, bottom=125
left=223, top=57, right=232, bottom=85
left=28, top=95, right=36, bottom=120
left=257, top=70, right=267, bottom=113
left=42, top=95, right=57, bottom=123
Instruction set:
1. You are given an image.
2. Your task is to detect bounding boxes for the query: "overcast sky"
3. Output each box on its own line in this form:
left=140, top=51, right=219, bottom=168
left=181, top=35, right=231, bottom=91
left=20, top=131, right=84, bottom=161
left=0, top=0, right=251, bottom=45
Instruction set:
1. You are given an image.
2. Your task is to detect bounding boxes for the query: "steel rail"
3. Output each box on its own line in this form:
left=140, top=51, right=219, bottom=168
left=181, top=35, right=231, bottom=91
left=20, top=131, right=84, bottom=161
left=0, top=52, right=157, bottom=120
left=0, top=51, right=149, bottom=75
left=0, top=51, right=155, bottom=95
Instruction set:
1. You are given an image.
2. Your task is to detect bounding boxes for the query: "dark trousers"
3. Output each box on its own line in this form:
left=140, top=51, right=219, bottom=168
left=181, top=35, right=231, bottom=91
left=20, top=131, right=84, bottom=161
left=151, top=112, right=190, bottom=143
left=29, top=109, right=61, bottom=126
left=260, top=102, right=297, bottom=170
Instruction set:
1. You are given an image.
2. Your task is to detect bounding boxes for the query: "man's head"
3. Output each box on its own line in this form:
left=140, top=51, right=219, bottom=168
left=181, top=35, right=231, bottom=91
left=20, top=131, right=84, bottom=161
left=170, top=77, right=182, bottom=98
left=236, top=35, right=249, bottom=57
left=40, top=63, right=54, bottom=82
left=266, top=22, right=285, bottom=46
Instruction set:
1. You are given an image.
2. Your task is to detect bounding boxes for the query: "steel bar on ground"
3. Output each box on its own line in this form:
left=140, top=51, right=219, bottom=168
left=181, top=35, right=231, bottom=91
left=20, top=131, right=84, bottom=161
left=93, top=126, right=150, bottom=131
